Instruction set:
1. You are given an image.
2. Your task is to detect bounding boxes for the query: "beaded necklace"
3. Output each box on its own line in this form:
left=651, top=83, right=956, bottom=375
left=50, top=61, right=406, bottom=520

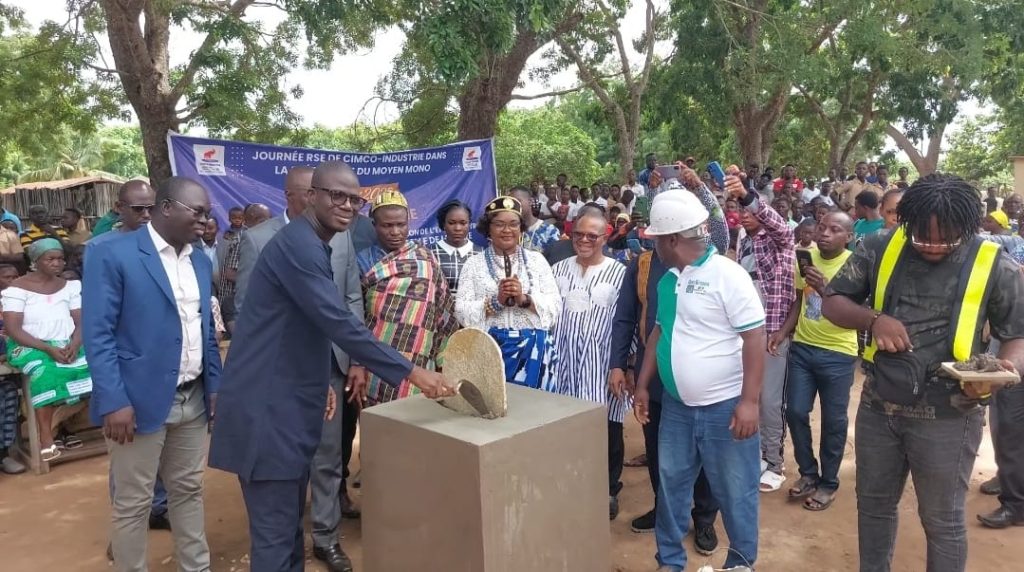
left=483, top=245, right=534, bottom=293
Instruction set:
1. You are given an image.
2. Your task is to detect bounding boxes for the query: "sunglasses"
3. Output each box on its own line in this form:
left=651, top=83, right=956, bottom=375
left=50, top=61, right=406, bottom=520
left=127, top=204, right=155, bottom=214
left=572, top=231, right=603, bottom=243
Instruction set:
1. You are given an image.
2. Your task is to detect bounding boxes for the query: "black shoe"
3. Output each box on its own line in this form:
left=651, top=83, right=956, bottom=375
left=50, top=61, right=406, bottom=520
left=694, top=525, right=718, bottom=556
left=630, top=508, right=656, bottom=533
left=977, top=506, right=1024, bottom=529
left=609, top=495, right=619, bottom=521
left=313, top=544, right=354, bottom=572
left=148, top=513, right=172, bottom=531
left=341, top=491, right=361, bottom=519
left=980, top=475, right=1002, bottom=496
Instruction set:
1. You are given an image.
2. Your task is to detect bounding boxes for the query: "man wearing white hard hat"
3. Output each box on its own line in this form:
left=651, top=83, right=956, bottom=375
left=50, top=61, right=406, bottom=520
left=633, top=179, right=766, bottom=572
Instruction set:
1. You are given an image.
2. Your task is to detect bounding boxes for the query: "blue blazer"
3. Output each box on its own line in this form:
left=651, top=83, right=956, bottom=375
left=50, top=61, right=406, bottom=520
left=209, top=216, right=411, bottom=481
left=83, top=228, right=221, bottom=434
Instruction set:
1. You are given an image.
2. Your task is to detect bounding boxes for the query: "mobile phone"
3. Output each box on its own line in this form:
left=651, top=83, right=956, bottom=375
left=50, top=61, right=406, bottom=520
left=707, top=161, right=726, bottom=190
left=655, top=164, right=681, bottom=182
left=795, top=249, right=813, bottom=277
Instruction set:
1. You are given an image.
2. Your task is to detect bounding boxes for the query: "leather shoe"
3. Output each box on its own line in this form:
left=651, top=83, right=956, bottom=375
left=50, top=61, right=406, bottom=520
left=149, top=513, right=172, bottom=531
left=341, top=491, right=361, bottom=519
left=980, top=475, right=1002, bottom=496
left=977, top=505, right=1024, bottom=529
left=313, top=544, right=354, bottom=572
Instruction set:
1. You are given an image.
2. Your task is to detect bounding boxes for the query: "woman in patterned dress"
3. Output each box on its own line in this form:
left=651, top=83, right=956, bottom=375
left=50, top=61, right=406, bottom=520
left=430, top=200, right=482, bottom=295
left=455, top=196, right=561, bottom=391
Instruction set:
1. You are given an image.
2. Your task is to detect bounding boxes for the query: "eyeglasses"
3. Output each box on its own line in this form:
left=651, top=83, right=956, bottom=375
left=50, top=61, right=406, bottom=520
left=491, top=221, right=521, bottom=231
left=312, top=186, right=366, bottom=209
left=167, top=199, right=210, bottom=221
left=128, top=204, right=155, bottom=214
left=910, top=237, right=961, bottom=250
left=572, top=231, right=602, bottom=243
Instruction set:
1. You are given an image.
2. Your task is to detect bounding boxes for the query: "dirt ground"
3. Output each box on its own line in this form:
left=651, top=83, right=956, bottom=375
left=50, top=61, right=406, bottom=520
left=0, top=374, right=1017, bottom=571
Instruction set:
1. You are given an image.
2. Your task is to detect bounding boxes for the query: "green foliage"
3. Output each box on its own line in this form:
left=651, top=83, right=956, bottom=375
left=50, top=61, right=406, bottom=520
left=941, top=116, right=1013, bottom=186
left=493, top=107, right=601, bottom=188
left=0, top=13, right=123, bottom=169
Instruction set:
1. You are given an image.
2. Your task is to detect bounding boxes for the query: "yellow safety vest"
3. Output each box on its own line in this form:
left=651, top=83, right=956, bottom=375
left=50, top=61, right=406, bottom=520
left=863, top=227, right=1000, bottom=363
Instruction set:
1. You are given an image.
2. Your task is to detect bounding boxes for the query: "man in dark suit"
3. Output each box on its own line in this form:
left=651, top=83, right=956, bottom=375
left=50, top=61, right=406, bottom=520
left=209, top=161, right=453, bottom=572
left=230, top=165, right=368, bottom=571
left=84, top=177, right=222, bottom=572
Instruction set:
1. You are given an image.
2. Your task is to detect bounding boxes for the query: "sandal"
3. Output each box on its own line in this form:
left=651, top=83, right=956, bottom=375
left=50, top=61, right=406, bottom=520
left=803, top=488, right=836, bottom=511
left=41, top=445, right=62, bottom=462
left=759, top=469, right=786, bottom=493
left=62, top=433, right=84, bottom=449
left=787, top=476, right=818, bottom=500
left=624, top=454, right=648, bottom=468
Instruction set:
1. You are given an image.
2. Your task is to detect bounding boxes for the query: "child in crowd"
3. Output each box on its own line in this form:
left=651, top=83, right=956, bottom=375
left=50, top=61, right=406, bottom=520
left=0, top=264, right=25, bottom=475
left=796, top=219, right=816, bottom=249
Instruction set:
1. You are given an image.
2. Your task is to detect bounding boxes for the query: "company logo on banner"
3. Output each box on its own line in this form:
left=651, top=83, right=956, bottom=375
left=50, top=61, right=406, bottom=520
left=193, top=145, right=226, bottom=176
left=168, top=133, right=497, bottom=244
left=462, top=146, right=482, bottom=171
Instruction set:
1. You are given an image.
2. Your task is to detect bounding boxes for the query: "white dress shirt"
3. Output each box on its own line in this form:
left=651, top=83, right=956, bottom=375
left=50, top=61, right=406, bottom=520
left=148, top=224, right=204, bottom=385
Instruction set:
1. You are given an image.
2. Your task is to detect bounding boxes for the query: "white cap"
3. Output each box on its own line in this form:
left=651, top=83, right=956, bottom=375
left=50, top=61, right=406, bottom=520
left=644, top=184, right=710, bottom=236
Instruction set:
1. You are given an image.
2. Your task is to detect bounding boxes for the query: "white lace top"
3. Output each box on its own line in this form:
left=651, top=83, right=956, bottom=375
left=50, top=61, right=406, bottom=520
left=1, top=281, right=81, bottom=341
left=455, top=247, right=561, bottom=331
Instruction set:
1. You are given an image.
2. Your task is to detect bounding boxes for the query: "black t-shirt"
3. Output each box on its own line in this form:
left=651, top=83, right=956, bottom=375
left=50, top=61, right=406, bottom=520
left=827, top=230, right=1024, bottom=418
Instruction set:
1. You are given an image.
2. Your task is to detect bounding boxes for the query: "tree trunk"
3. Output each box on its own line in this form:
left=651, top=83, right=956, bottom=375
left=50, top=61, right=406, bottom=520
left=456, top=31, right=540, bottom=141
left=733, top=85, right=789, bottom=168
left=100, top=0, right=179, bottom=184
left=885, top=123, right=944, bottom=176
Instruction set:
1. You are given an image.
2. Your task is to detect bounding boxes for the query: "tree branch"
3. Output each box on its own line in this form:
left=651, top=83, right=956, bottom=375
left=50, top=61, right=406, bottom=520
left=885, top=123, right=926, bottom=171
left=170, top=0, right=257, bottom=102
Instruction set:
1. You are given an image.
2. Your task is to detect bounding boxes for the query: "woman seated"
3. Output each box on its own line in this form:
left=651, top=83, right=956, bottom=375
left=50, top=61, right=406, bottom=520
left=2, top=239, right=91, bottom=462
left=455, top=196, right=561, bottom=391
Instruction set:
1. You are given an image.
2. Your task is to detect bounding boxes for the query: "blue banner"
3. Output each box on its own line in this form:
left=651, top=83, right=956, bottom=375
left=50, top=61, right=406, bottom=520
left=167, top=133, right=497, bottom=243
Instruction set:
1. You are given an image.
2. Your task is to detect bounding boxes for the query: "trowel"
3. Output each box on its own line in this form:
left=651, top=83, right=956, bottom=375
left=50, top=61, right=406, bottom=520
left=438, top=379, right=492, bottom=418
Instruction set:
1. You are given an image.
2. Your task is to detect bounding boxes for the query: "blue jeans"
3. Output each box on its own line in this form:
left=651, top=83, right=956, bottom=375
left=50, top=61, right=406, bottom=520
left=109, top=465, right=168, bottom=517
left=785, top=342, right=856, bottom=492
left=656, top=395, right=759, bottom=570
left=855, top=404, right=982, bottom=572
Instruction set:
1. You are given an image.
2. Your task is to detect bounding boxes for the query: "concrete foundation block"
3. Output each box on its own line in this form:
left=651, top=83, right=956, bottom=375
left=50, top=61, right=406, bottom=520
left=361, top=383, right=610, bottom=572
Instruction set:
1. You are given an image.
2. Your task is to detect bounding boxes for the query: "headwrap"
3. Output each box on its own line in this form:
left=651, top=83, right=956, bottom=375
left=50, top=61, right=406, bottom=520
left=485, top=196, right=522, bottom=217
left=371, top=190, right=408, bottom=213
left=27, top=238, right=63, bottom=262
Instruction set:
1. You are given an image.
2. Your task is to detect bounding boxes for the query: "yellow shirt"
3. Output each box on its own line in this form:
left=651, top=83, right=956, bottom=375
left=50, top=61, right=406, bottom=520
left=793, top=248, right=858, bottom=356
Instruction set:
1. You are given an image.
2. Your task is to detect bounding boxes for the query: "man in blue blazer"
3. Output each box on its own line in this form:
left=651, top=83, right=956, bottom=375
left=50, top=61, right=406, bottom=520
left=84, top=177, right=222, bottom=572
left=209, top=161, right=453, bottom=572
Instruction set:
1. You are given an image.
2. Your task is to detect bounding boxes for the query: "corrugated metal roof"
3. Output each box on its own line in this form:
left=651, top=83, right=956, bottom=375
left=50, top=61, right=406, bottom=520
left=0, top=174, right=127, bottom=195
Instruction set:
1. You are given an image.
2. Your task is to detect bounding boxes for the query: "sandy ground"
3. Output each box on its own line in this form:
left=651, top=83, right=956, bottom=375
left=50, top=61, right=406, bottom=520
left=0, top=374, right=1017, bottom=572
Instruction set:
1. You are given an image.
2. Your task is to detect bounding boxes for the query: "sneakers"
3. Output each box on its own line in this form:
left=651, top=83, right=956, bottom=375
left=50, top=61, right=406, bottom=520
left=630, top=508, right=656, bottom=533
left=609, top=495, right=619, bottom=520
left=694, top=525, right=719, bottom=556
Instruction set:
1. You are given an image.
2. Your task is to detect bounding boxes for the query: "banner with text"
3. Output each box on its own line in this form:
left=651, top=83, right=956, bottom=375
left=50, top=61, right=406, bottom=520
left=167, top=133, right=497, bottom=243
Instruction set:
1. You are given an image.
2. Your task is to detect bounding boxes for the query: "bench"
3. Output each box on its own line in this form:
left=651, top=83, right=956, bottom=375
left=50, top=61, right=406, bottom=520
left=2, top=363, right=107, bottom=475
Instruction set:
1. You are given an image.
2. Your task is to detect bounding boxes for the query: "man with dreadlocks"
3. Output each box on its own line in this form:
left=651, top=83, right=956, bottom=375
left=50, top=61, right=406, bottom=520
left=822, top=173, right=1024, bottom=571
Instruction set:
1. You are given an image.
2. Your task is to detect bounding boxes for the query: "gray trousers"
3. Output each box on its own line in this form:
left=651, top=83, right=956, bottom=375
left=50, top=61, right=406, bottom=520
left=855, top=405, right=982, bottom=572
left=311, top=373, right=347, bottom=549
left=760, top=338, right=789, bottom=472
left=108, top=381, right=210, bottom=572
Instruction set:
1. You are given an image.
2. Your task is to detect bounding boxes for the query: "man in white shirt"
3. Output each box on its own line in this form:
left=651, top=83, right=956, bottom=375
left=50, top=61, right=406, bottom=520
left=625, top=169, right=646, bottom=198
left=633, top=174, right=765, bottom=572
left=84, top=177, right=221, bottom=572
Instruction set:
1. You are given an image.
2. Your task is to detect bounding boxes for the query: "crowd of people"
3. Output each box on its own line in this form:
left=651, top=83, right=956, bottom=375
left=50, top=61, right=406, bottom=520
left=0, top=153, right=1022, bottom=572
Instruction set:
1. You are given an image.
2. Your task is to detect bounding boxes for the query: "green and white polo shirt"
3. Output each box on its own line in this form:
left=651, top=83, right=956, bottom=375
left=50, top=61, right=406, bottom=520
left=655, top=245, right=766, bottom=406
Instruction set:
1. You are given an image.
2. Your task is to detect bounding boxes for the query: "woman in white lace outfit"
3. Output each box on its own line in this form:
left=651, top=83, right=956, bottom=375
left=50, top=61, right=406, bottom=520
left=455, top=196, right=561, bottom=391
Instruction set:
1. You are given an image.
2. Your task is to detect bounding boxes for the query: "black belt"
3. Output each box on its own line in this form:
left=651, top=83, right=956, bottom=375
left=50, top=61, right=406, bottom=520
left=177, top=377, right=201, bottom=392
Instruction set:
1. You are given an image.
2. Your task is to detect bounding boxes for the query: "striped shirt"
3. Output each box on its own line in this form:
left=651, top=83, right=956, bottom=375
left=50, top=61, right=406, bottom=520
left=19, top=224, right=68, bottom=248
left=429, top=240, right=481, bottom=294
left=655, top=246, right=765, bottom=406
left=551, top=256, right=629, bottom=422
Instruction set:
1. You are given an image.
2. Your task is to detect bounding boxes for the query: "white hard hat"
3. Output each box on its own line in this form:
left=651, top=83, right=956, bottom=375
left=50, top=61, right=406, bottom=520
left=645, top=184, right=710, bottom=237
